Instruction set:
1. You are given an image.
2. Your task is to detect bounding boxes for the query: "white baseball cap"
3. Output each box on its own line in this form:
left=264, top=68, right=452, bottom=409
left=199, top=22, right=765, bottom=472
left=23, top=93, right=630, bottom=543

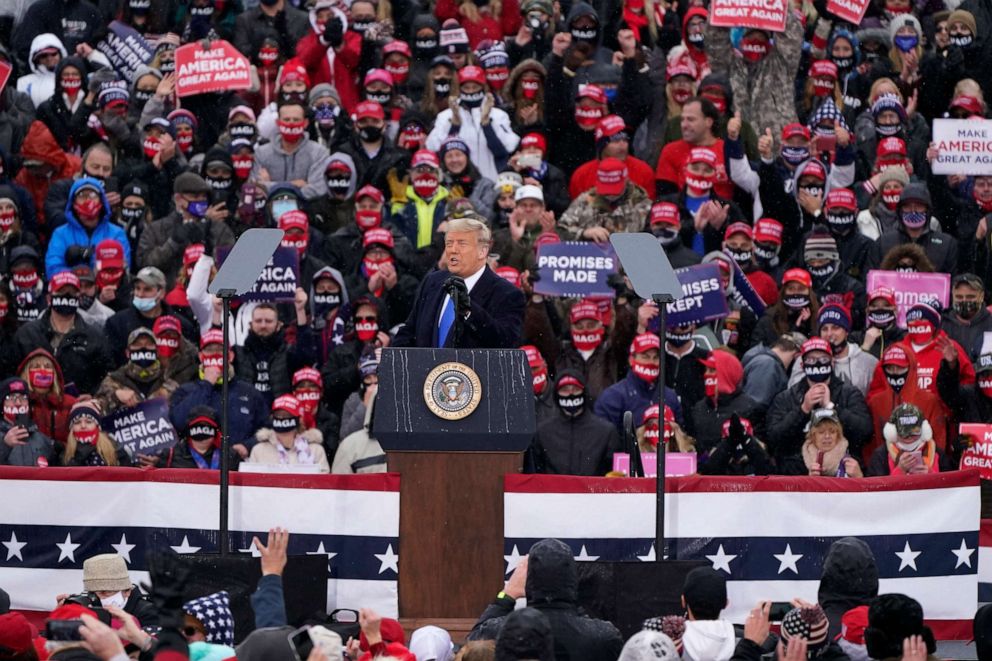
left=515, top=184, right=544, bottom=203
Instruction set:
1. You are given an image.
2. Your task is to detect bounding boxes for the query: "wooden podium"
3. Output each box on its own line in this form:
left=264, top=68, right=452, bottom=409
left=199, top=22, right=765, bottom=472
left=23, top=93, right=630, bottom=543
left=374, top=348, right=534, bottom=621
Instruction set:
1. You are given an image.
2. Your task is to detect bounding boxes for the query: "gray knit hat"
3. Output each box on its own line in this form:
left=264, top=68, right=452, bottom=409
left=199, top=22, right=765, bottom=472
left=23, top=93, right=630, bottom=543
left=82, top=554, right=131, bottom=592
left=888, top=13, right=922, bottom=41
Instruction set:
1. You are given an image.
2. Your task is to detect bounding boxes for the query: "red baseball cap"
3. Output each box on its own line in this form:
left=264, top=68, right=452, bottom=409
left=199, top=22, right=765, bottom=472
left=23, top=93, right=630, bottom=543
left=382, top=40, right=412, bottom=58
left=49, top=604, right=98, bottom=621
left=596, top=157, right=628, bottom=196
left=687, top=147, right=718, bottom=167
left=950, top=95, right=983, bottom=116
left=824, top=188, right=857, bottom=212
left=521, top=133, right=546, bottom=153
left=272, top=394, right=302, bottom=417
left=782, top=122, right=811, bottom=142
left=534, top=231, right=560, bottom=247
left=95, top=239, right=125, bottom=270
left=50, top=271, right=81, bottom=291
left=798, top=160, right=826, bottom=181
left=869, top=286, right=897, bottom=306
left=363, top=227, right=395, bottom=249
left=183, top=243, right=205, bottom=266
left=723, top=222, right=752, bottom=241
left=293, top=366, right=322, bottom=388
left=278, top=209, right=309, bottom=231
left=650, top=201, right=680, bottom=227
left=364, top=68, right=394, bottom=88
left=666, top=57, right=697, bottom=81
left=411, top=149, right=441, bottom=170
left=783, top=268, right=812, bottom=288
left=458, top=65, right=487, bottom=86
left=278, top=60, right=310, bottom=87
left=557, top=375, right=583, bottom=390
left=200, top=328, right=225, bottom=349
left=570, top=300, right=602, bottom=324
left=495, top=266, right=520, bottom=286
left=882, top=345, right=910, bottom=368
left=631, top=332, right=661, bottom=354
left=809, top=59, right=838, bottom=80
left=355, top=184, right=384, bottom=204
left=153, top=314, right=182, bottom=336
left=802, top=337, right=832, bottom=356
left=595, top=115, right=626, bottom=141
left=522, top=344, right=544, bottom=368
left=721, top=416, right=754, bottom=437
left=754, top=217, right=783, bottom=245
left=577, top=84, right=607, bottom=105
left=353, top=100, right=385, bottom=121
left=877, top=137, right=907, bottom=159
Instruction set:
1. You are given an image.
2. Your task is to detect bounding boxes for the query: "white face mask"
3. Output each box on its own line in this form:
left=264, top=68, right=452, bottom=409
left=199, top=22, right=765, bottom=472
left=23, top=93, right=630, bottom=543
left=100, top=591, right=127, bottom=609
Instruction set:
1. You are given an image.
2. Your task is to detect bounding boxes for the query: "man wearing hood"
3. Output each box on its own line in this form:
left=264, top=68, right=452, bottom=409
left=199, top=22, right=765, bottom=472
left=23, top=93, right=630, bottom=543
left=307, top=151, right=357, bottom=234
left=468, top=538, right=623, bottom=660
left=560, top=2, right=615, bottom=66
left=687, top=350, right=761, bottom=454
left=817, top=537, right=878, bottom=639
left=35, top=55, right=89, bottom=152
left=45, top=177, right=130, bottom=276
left=872, top=183, right=959, bottom=275
left=678, top=568, right=736, bottom=661
left=741, top=332, right=803, bottom=411
left=0, top=377, right=55, bottom=467
left=16, top=34, right=68, bottom=109
left=255, top=100, right=332, bottom=199
left=531, top=370, right=619, bottom=475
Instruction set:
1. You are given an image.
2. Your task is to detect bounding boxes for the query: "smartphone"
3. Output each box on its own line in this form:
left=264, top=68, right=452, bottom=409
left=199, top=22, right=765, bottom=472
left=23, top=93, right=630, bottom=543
left=906, top=450, right=923, bottom=468
left=768, top=602, right=792, bottom=622
left=15, top=412, right=31, bottom=429
left=518, top=153, right=542, bottom=170
left=812, top=134, right=836, bottom=163
left=816, top=450, right=825, bottom=469
left=46, top=619, right=84, bottom=641
left=288, top=625, right=314, bottom=661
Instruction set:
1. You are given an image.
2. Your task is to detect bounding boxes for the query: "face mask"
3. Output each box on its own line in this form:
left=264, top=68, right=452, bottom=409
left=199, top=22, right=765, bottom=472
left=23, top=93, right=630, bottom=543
left=97, top=590, right=127, bottom=609
left=895, top=435, right=924, bottom=452
left=29, top=367, right=55, bottom=389
left=12, top=269, right=38, bottom=289
left=142, top=136, right=161, bottom=159
left=485, top=67, right=510, bottom=91
left=351, top=19, right=373, bottom=33
left=313, top=104, right=339, bottom=129
left=907, top=320, right=935, bottom=345
left=207, top=176, right=232, bottom=192
left=571, top=26, right=598, bottom=42
left=521, top=79, right=540, bottom=99
left=133, top=295, right=158, bottom=312
left=51, top=295, right=79, bottom=316
left=799, top=185, right=824, bottom=198
left=413, top=174, right=439, bottom=199
left=295, top=389, right=321, bottom=414
left=894, top=34, right=918, bottom=52
left=826, top=211, right=856, bottom=235
left=644, top=425, right=660, bottom=446
left=359, top=126, right=383, bottom=142
left=3, top=401, right=28, bottom=421
left=433, top=79, right=451, bottom=96
left=868, top=310, right=896, bottom=328
left=385, top=63, right=410, bottom=84
left=121, top=206, right=145, bottom=224
left=781, top=146, right=810, bottom=167
left=176, top=132, right=194, bottom=153
left=271, top=199, right=297, bottom=221
left=200, top=354, right=225, bottom=370
left=671, top=88, right=693, bottom=105
left=156, top=335, right=179, bottom=358
left=0, top=302, right=7, bottom=321
left=129, top=349, right=157, bottom=368
left=812, top=78, right=835, bottom=97
left=271, top=416, right=299, bottom=432
left=327, top=177, right=351, bottom=197
left=885, top=371, right=907, bottom=393
left=875, top=122, right=902, bottom=138
left=668, top=329, right=693, bottom=346
left=953, top=299, right=981, bottom=320
left=461, top=91, right=485, bottom=108
left=901, top=210, right=927, bottom=229
left=0, top=210, right=15, bottom=233
left=362, top=255, right=392, bottom=278
left=685, top=172, right=714, bottom=195
left=725, top=248, right=752, bottom=268
left=572, top=327, right=604, bottom=352
left=753, top=243, right=779, bottom=266
left=356, top=209, right=382, bottom=230
left=882, top=191, right=901, bottom=210
left=229, top=122, right=257, bottom=141
left=282, top=233, right=308, bottom=255
left=950, top=34, right=973, bottom=47
left=278, top=119, right=307, bottom=143
left=631, top=359, right=660, bottom=383
left=809, top=262, right=836, bottom=280
left=61, top=77, right=82, bottom=95
left=832, top=56, right=853, bottom=70
left=73, top=198, right=103, bottom=222
left=687, top=32, right=704, bottom=49
left=654, top=227, right=680, bottom=246
left=558, top=393, right=585, bottom=417
left=532, top=368, right=548, bottom=395
left=783, top=294, right=810, bottom=310
left=804, top=361, right=832, bottom=383
left=704, top=374, right=718, bottom=399
left=355, top=319, right=379, bottom=342
left=187, top=200, right=208, bottom=218
left=74, top=427, right=100, bottom=444
left=366, top=90, right=392, bottom=105
left=575, top=106, right=604, bottom=128
left=740, top=37, right=769, bottom=62
left=313, top=292, right=341, bottom=318
left=896, top=264, right=916, bottom=273
left=415, top=38, right=438, bottom=57
left=979, top=376, right=992, bottom=399
left=280, top=90, right=307, bottom=105
left=160, top=59, right=176, bottom=74
left=233, top=157, right=253, bottom=179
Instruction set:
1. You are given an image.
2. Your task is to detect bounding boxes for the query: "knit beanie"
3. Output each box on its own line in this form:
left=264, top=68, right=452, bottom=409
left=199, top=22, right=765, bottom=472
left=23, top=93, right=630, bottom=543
left=818, top=304, right=852, bottom=332
left=780, top=605, right=829, bottom=653
left=947, top=9, right=977, bottom=35
left=804, top=232, right=839, bottom=262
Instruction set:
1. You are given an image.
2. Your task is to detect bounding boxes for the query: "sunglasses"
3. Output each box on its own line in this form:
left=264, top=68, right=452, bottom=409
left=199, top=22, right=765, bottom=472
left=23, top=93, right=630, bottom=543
left=355, top=315, right=377, bottom=322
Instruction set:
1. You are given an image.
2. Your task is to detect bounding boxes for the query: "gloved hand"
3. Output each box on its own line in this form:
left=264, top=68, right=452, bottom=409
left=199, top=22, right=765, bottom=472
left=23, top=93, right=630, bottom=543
left=65, top=244, right=92, bottom=267
left=323, top=16, right=344, bottom=47
left=171, top=222, right=189, bottom=246
left=185, top=220, right=206, bottom=245
left=444, top=276, right=471, bottom=315
left=606, top=272, right=633, bottom=300
left=563, top=42, right=592, bottom=72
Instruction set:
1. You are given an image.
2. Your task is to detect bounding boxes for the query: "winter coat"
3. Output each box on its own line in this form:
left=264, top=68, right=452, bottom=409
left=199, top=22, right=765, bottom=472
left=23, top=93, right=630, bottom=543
left=559, top=184, right=653, bottom=241
left=45, top=178, right=131, bottom=276
left=553, top=341, right=623, bottom=404
left=864, top=354, right=947, bottom=461
left=248, top=428, right=331, bottom=473
left=164, top=441, right=242, bottom=470
left=873, top=225, right=959, bottom=275
left=866, top=442, right=953, bottom=476
left=331, top=403, right=387, bottom=474
left=16, top=34, right=68, bottom=108
left=569, top=156, right=657, bottom=201
left=254, top=138, right=332, bottom=200
left=169, top=377, right=269, bottom=449
left=232, top=5, right=311, bottom=76
left=532, top=409, right=620, bottom=476
left=0, top=418, right=54, bottom=467
left=95, top=363, right=177, bottom=415
left=426, top=105, right=520, bottom=181
left=658, top=189, right=746, bottom=256
left=942, top=307, right=992, bottom=364
left=788, top=344, right=878, bottom=396
left=688, top=390, right=763, bottom=456
left=338, top=392, right=367, bottom=442
left=818, top=537, right=878, bottom=640
left=12, top=0, right=103, bottom=67
left=468, top=538, right=624, bottom=661
left=338, top=135, right=410, bottom=195
left=865, top=331, right=975, bottom=403
left=664, top=344, right=709, bottom=421
left=740, top=344, right=791, bottom=411
left=136, top=211, right=235, bottom=287
left=704, top=10, right=803, bottom=145
left=296, top=30, right=363, bottom=114
left=730, top=637, right=851, bottom=661
left=234, top=328, right=317, bottom=406
left=593, top=372, right=682, bottom=437
left=13, top=310, right=112, bottom=395
left=765, top=375, right=873, bottom=459
left=16, top=348, right=77, bottom=443
left=104, top=303, right=199, bottom=367
left=791, top=227, right=875, bottom=283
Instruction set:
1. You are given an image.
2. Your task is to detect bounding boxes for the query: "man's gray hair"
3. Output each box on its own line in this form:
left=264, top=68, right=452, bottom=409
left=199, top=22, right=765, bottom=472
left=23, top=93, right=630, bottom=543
left=445, top=216, right=492, bottom=246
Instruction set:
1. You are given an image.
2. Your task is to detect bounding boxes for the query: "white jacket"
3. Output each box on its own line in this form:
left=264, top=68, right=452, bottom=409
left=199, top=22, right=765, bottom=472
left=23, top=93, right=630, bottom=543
left=16, top=33, right=110, bottom=108
left=426, top=104, right=520, bottom=181
left=682, top=620, right=736, bottom=661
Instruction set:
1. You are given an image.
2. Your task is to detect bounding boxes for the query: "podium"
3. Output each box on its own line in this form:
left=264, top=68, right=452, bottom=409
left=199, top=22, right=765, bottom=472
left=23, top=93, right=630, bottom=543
left=374, top=348, right=534, bottom=620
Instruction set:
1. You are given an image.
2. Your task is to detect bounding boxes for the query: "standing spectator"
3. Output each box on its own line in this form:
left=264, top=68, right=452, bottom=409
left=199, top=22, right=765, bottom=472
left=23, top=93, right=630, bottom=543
left=551, top=299, right=623, bottom=404
left=850, top=286, right=904, bottom=359
left=595, top=333, right=681, bottom=435
left=255, top=101, right=332, bottom=200
left=942, top=273, right=992, bottom=362
left=233, top=0, right=310, bottom=71
left=655, top=98, right=731, bottom=199
left=687, top=350, right=761, bottom=454
left=0, top=377, right=55, bottom=467
left=867, top=403, right=951, bottom=475
left=741, top=332, right=803, bottom=411
left=559, top=158, right=652, bottom=242
left=873, top=183, right=959, bottom=276
left=15, top=348, right=76, bottom=443
left=45, top=178, right=130, bottom=277
left=235, top=301, right=317, bottom=406
left=788, top=304, right=877, bottom=395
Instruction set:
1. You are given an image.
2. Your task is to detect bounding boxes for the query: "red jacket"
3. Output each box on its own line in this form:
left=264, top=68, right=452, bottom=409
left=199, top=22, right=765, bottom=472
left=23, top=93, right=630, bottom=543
left=434, top=0, right=522, bottom=47
left=569, top=156, right=657, bottom=200
left=655, top=138, right=734, bottom=200
left=17, top=348, right=77, bottom=444
left=296, top=30, right=362, bottom=113
left=866, top=331, right=975, bottom=401
left=14, top=121, right=81, bottom=228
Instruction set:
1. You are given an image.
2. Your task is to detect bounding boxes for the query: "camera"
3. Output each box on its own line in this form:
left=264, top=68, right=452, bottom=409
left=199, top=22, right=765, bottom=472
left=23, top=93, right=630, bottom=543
left=64, top=592, right=99, bottom=608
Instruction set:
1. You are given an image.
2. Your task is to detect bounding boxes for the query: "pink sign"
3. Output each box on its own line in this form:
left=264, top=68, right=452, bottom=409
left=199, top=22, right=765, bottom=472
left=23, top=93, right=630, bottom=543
left=959, top=424, right=992, bottom=480
left=865, top=270, right=950, bottom=328
left=825, top=0, right=870, bottom=24
left=175, top=40, right=251, bottom=97
left=612, top=452, right=697, bottom=477
left=709, top=0, right=787, bottom=32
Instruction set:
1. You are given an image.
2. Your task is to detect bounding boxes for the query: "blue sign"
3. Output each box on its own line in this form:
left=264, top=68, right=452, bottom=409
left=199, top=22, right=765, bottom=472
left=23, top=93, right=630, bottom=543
left=725, top=257, right=767, bottom=317
left=96, top=21, right=154, bottom=82
left=102, top=398, right=179, bottom=458
left=534, top=241, right=618, bottom=298
left=216, top=245, right=299, bottom=301
left=665, top=263, right=730, bottom=327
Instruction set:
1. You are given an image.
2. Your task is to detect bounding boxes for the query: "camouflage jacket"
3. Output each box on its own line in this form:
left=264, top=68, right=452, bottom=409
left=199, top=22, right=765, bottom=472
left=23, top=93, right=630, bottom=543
left=558, top=183, right=652, bottom=240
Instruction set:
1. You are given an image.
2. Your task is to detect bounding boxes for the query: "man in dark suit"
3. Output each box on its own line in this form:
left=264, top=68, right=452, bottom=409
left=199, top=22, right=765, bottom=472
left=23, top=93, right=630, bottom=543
left=393, top=215, right=526, bottom=348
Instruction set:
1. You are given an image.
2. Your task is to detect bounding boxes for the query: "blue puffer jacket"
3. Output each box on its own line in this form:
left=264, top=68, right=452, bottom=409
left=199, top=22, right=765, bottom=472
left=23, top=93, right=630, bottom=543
left=45, top=177, right=131, bottom=275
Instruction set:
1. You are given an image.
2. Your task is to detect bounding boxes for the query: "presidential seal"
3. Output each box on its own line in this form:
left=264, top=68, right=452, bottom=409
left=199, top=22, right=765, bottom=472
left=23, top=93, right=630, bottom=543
left=424, top=362, right=482, bottom=420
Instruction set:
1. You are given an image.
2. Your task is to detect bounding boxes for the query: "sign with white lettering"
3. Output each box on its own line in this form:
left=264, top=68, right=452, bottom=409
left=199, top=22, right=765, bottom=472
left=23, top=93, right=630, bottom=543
left=959, top=423, right=992, bottom=479
left=534, top=242, right=618, bottom=298
left=102, top=398, right=179, bottom=458
left=709, top=0, right=787, bottom=32
left=931, top=119, right=992, bottom=176
left=175, top=40, right=251, bottom=97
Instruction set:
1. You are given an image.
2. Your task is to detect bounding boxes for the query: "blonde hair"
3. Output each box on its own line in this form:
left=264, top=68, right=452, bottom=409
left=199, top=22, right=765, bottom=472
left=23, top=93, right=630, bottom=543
left=954, top=78, right=986, bottom=108
left=868, top=77, right=903, bottom=106
left=455, top=640, right=496, bottom=660
left=446, top=216, right=492, bottom=246
left=63, top=430, right=120, bottom=466
left=805, top=418, right=844, bottom=447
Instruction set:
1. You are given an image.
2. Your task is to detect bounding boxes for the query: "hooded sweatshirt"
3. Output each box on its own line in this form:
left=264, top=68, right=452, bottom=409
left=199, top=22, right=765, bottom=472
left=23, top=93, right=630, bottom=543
left=16, top=33, right=68, bottom=108
left=682, top=620, right=736, bottom=661
left=45, top=177, right=132, bottom=275
left=14, top=121, right=82, bottom=226
left=817, top=537, right=878, bottom=639
left=254, top=130, right=333, bottom=199
left=35, top=55, right=88, bottom=152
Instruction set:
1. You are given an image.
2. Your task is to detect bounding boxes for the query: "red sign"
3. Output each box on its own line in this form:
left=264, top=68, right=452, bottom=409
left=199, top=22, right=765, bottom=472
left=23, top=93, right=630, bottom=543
left=174, top=39, right=251, bottom=97
left=826, top=0, right=870, bottom=24
left=709, top=0, right=787, bottom=32
left=960, top=424, right=992, bottom=479
left=0, top=60, right=10, bottom=96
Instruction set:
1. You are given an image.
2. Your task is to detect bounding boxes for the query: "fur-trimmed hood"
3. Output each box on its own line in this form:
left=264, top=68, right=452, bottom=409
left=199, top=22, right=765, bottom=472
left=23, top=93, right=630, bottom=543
left=255, top=427, right=324, bottom=446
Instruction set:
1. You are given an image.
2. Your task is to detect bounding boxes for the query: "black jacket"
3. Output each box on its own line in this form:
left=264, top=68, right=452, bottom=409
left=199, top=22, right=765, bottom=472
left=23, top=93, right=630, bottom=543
left=817, top=537, right=878, bottom=640
left=338, top=136, right=409, bottom=194
left=765, top=375, right=872, bottom=458
left=234, top=328, right=317, bottom=406
left=0, top=418, right=54, bottom=467
left=393, top=266, right=526, bottom=349
left=105, top=304, right=199, bottom=367
left=13, top=312, right=112, bottom=395
left=532, top=409, right=620, bottom=476
left=233, top=5, right=311, bottom=64
left=665, top=344, right=710, bottom=420
left=12, top=0, right=104, bottom=68
left=468, top=538, right=624, bottom=661
left=165, top=441, right=242, bottom=471
left=942, top=307, right=992, bottom=364
left=688, top=390, right=763, bottom=455
left=873, top=226, right=959, bottom=276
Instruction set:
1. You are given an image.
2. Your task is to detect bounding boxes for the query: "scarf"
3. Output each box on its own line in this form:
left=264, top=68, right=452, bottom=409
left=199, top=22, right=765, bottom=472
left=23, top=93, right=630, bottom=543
left=801, top=437, right=849, bottom=476
left=276, top=435, right=315, bottom=465
left=887, top=440, right=938, bottom=475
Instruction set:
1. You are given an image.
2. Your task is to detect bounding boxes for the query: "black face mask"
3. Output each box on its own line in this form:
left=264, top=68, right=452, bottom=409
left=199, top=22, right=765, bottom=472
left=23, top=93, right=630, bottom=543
left=949, top=34, right=973, bottom=47
left=433, top=79, right=452, bottom=97
left=120, top=206, right=145, bottom=223
left=359, top=126, right=383, bottom=142
left=229, top=122, right=257, bottom=140
left=414, top=37, right=438, bottom=58
left=826, top=211, right=856, bottom=236
left=313, top=292, right=341, bottom=317
left=280, top=90, right=307, bottom=104
left=351, top=19, right=373, bottom=33
left=327, top=178, right=351, bottom=195
left=365, top=90, right=392, bottom=105
left=804, top=362, right=832, bottom=383
left=129, top=349, right=158, bottom=368
left=160, top=60, right=176, bottom=74
left=79, top=294, right=95, bottom=310
left=51, top=295, right=79, bottom=316
left=832, top=56, right=854, bottom=70
left=207, top=176, right=232, bottom=191
left=783, top=294, right=810, bottom=310
left=885, top=372, right=907, bottom=393
left=460, top=91, right=485, bottom=107
left=954, top=300, right=980, bottom=319
left=570, top=25, right=598, bottom=43
left=868, top=310, right=896, bottom=328
left=133, top=89, right=154, bottom=106
left=725, top=248, right=752, bottom=268
left=753, top=244, right=779, bottom=267
left=809, top=262, right=836, bottom=281
left=271, top=416, right=299, bottom=432
left=558, top=394, right=585, bottom=417
left=668, top=330, right=693, bottom=347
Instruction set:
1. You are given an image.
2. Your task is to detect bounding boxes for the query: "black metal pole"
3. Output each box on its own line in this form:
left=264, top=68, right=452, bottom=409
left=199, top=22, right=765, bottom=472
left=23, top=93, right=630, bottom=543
left=652, top=294, right=672, bottom=559
left=219, top=295, right=231, bottom=556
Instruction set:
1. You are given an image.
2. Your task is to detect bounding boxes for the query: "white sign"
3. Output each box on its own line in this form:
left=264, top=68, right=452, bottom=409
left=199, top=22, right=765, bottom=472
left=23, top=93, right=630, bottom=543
left=931, top=118, right=992, bottom=176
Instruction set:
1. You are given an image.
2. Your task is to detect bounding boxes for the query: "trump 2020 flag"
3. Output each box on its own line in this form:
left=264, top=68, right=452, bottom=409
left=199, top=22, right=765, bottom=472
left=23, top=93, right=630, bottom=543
left=0, top=467, right=399, bottom=617
left=504, top=472, right=981, bottom=639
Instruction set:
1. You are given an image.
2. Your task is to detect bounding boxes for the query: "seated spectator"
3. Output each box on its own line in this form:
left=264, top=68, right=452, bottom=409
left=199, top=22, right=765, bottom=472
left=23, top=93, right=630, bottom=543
left=332, top=388, right=386, bottom=474
left=45, top=177, right=130, bottom=277
left=96, top=328, right=178, bottom=415
left=15, top=347, right=76, bottom=443
left=248, top=395, right=331, bottom=473
left=0, top=377, right=54, bottom=467
left=56, top=401, right=130, bottom=467
left=867, top=404, right=952, bottom=476
left=163, top=405, right=241, bottom=470
left=699, top=415, right=773, bottom=476
left=637, top=404, right=695, bottom=455
left=779, top=408, right=863, bottom=477
left=752, top=268, right=819, bottom=347
left=595, top=333, right=681, bottom=436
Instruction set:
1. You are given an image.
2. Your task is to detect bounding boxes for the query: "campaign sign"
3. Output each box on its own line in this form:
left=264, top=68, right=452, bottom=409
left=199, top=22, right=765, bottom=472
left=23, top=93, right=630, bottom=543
left=216, top=246, right=299, bottom=301
left=959, top=423, right=992, bottom=479
left=96, top=21, right=153, bottom=82
left=710, top=0, right=787, bottom=32
left=102, top=398, right=179, bottom=457
left=825, top=0, right=870, bottom=24
left=534, top=241, right=617, bottom=298
left=612, top=452, right=697, bottom=477
left=931, top=119, right=992, bottom=176
left=175, top=39, right=251, bottom=97
left=0, top=60, right=10, bottom=95
left=865, top=270, right=950, bottom=327
left=725, top=257, right=767, bottom=317
left=666, top=263, right=730, bottom=327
